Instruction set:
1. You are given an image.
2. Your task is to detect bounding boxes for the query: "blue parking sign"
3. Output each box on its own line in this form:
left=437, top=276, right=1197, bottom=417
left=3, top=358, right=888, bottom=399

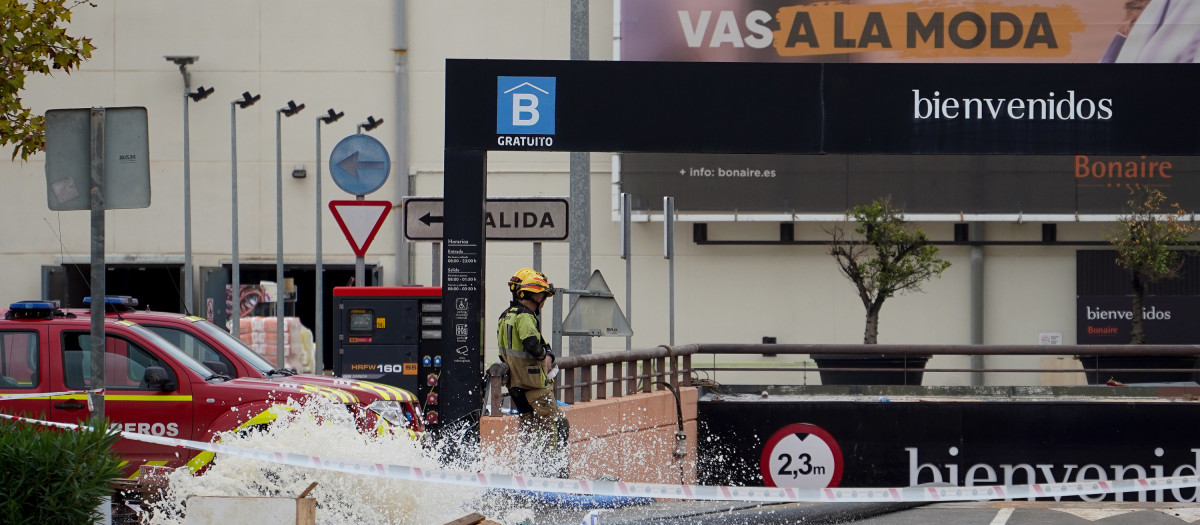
left=497, top=76, right=555, bottom=135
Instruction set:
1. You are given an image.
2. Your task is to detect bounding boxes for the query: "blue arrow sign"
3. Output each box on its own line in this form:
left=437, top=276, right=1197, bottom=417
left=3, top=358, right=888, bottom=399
left=335, top=150, right=387, bottom=178
left=329, top=134, right=391, bottom=195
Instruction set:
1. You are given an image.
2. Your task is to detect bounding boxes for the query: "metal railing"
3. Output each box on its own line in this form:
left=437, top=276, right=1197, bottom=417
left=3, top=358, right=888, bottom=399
left=484, top=343, right=1200, bottom=414
left=687, top=343, right=1200, bottom=381
left=687, top=343, right=1200, bottom=356
left=485, top=345, right=697, bottom=415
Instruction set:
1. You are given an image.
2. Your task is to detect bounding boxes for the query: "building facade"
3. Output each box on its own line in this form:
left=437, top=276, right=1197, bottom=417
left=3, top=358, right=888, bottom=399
left=3, top=0, right=1195, bottom=385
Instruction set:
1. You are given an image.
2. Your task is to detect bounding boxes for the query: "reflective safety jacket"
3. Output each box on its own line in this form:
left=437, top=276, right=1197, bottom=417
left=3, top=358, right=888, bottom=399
left=497, top=301, right=553, bottom=390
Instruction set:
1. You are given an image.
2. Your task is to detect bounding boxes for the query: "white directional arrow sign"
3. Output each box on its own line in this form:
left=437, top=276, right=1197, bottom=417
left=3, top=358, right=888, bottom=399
left=335, top=150, right=387, bottom=177
left=329, top=200, right=391, bottom=257
left=403, top=196, right=568, bottom=241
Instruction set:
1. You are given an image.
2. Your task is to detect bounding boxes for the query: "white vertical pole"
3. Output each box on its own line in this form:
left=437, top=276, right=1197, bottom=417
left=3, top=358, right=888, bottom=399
left=88, top=107, right=106, bottom=421
left=182, top=91, right=194, bottom=312
left=621, top=193, right=632, bottom=350
left=315, top=118, right=325, bottom=372
left=664, top=196, right=675, bottom=346
left=569, top=0, right=590, bottom=357
left=275, top=109, right=286, bottom=369
left=230, top=102, right=240, bottom=341
left=355, top=193, right=366, bottom=286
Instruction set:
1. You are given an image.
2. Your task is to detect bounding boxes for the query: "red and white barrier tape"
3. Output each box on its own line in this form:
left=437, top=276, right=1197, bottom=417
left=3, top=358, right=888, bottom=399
left=2, top=411, right=1198, bottom=503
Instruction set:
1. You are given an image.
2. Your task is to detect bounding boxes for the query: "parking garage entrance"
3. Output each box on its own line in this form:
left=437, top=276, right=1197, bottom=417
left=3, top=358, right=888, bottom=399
left=438, top=58, right=1200, bottom=429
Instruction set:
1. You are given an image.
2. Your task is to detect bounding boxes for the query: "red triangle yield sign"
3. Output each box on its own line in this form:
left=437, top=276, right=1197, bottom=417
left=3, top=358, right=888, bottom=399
left=329, top=200, right=392, bottom=257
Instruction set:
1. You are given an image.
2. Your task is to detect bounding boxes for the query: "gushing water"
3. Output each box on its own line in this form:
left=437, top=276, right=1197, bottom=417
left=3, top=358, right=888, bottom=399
left=142, top=399, right=544, bottom=525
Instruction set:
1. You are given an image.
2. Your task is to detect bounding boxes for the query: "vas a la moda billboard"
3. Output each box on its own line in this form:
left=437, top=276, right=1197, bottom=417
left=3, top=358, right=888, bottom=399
left=620, top=0, right=1200, bottom=63
left=618, top=0, right=1200, bottom=218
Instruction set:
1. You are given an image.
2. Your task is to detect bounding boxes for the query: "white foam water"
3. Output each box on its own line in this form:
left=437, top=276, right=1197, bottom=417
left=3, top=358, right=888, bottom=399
left=141, top=398, right=545, bottom=525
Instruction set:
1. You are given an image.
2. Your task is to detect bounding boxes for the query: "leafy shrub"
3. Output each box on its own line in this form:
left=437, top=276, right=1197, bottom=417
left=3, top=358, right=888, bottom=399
left=0, top=418, right=123, bottom=524
left=827, top=197, right=950, bottom=344
left=1107, top=188, right=1199, bottom=344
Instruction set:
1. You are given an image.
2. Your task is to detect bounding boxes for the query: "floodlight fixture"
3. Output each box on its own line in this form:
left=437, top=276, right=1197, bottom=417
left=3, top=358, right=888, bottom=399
left=320, top=108, right=344, bottom=124
left=164, top=55, right=199, bottom=87
left=188, top=85, right=214, bottom=102
left=164, top=55, right=198, bottom=66
left=359, top=115, right=383, bottom=133
left=281, top=100, right=305, bottom=117
left=236, top=91, right=261, bottom=109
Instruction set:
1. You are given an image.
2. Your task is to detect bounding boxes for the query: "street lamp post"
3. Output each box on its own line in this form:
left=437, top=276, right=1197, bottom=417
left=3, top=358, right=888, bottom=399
left=315, top=108, right=343, bottom=374
left=230, top=91, right=260, bottom=342
left=165, top=56, right=212, bottom=313
left=275, top=100, right=305, bottom=370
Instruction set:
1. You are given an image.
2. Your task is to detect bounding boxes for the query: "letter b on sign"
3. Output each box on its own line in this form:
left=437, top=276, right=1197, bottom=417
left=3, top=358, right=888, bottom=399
left=512, top=94, right=540, bottom=125
left=497, top=76, right=556, bottom=135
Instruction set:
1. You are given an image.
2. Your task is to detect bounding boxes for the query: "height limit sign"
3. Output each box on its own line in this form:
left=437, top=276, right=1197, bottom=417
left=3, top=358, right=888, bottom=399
left=760, top=423, right=844, bottom=489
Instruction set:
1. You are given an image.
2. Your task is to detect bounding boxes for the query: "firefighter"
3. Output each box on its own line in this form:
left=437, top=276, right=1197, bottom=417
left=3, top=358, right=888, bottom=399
left=497, top=267, right=569, bottom=478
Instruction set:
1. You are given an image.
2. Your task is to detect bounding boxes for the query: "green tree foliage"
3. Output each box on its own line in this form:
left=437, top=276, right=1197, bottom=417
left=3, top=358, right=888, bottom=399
left=1, top=0, right=95, bottom=160
left=828, top=197, right=951, bottom=344
left=1108, top=188, right=1198, bottom=344
left=0, top=418, right=123, bottom=524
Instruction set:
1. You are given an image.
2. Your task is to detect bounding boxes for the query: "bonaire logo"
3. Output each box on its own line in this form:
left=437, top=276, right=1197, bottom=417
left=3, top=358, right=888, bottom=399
left=496, top=76, right=556, bottom=147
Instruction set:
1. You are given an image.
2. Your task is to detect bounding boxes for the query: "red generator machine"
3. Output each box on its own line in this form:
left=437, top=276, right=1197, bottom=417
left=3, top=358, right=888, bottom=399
left=332, top=286, right=447, bottom=430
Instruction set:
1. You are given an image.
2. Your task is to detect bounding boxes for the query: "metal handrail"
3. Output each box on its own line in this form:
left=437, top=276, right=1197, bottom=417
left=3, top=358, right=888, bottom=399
left=686, top=343, right=1200, bottom=387
left=483, top=343, right=1200, bottom=415
left=686, top=343, right=1200, bottom=356
left=485, top=345, right=697, bottom=415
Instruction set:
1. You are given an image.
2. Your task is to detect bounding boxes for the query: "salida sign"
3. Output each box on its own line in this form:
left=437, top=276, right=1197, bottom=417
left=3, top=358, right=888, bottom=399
left=403, top=197, right=568, bottom=241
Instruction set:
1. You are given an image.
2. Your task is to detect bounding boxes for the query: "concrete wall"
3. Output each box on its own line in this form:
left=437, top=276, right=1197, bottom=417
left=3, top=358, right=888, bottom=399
left=480, top=388, right=698, bottom=484
left=185, top=496, right=315, bottom=525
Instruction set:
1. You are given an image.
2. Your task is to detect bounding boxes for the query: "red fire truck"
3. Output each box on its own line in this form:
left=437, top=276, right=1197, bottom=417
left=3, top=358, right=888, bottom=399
left=0, top=300, right=422, bottom=477
left=72, top=296, right=421, bottom=423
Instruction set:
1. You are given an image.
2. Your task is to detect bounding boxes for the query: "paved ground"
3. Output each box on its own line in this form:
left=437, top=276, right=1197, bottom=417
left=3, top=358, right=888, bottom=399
left=854, top=502, right=1200, bottom=525
left=532, top=500, right=1200, bottom=525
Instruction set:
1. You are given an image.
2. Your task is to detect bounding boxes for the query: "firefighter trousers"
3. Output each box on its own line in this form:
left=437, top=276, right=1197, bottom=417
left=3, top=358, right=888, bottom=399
left=511, top=387, right=570, bottom=478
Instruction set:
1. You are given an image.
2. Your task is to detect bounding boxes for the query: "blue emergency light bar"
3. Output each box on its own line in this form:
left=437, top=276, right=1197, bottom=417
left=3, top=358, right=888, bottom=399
left=82, top=295, right=139, bottom=307
left=8, top=300, right=60, bottom=310
left=5, top=300, right=67, bottom=320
